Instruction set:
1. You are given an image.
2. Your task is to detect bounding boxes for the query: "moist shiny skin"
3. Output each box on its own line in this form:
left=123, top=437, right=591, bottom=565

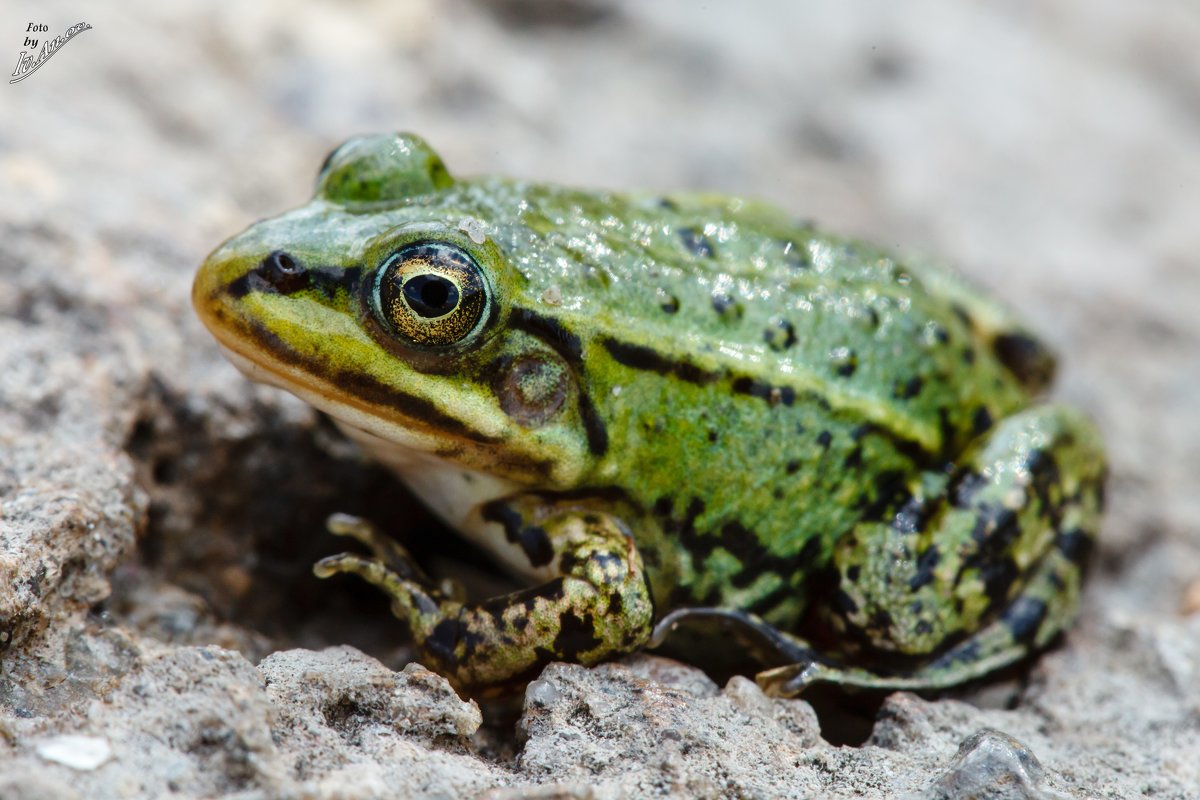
left=193, top=133, right=1105, bottom=695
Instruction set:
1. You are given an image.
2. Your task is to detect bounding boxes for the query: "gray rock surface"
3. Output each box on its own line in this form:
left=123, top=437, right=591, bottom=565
left=3, top=0, right=1199, bottom=797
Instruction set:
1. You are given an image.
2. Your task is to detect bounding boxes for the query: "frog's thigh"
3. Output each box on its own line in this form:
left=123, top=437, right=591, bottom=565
left=318, top=506, right=653, bottom=693
left=821, top=405, right=1103, bottom=686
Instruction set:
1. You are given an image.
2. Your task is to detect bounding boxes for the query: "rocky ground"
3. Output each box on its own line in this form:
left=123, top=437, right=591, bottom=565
left=2, top=1, right=1199, bottom=797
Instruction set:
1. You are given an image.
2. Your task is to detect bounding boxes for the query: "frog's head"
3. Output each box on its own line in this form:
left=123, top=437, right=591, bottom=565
left=193, top=133, right=597, bottom=488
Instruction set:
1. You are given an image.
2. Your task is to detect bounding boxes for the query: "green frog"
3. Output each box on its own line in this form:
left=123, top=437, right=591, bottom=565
left=193, top=133, right=1105, bottom=696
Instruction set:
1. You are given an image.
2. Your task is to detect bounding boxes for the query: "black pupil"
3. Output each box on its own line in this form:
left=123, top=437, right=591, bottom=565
left=403, top=273, right=459, bottom=318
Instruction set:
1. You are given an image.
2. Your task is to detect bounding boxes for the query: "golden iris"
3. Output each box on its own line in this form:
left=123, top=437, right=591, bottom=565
left=372, top=242, right=488, bottom=347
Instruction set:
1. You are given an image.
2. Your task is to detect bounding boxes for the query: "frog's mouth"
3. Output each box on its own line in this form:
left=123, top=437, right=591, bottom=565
left=209, top=333, right=555, bottom=480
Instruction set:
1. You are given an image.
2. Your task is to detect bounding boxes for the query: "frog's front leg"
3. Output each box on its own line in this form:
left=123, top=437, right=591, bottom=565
left=761, top=404, right=1105, bottom=695
left=314, top=501, right=653, bottom=694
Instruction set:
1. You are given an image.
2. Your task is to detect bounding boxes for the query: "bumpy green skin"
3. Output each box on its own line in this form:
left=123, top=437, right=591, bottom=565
left=193, top=133, right=1105, bottom=696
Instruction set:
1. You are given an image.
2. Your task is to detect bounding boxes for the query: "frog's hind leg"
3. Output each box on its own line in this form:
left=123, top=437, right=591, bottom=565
left=760, top=404, right=1105, bottom=696
left=757, top=529, right=1094, bottom=694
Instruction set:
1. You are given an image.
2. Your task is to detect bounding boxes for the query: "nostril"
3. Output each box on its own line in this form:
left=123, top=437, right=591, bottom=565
left=259, top=250, right=308, bottom=292
left=274, top=252, right=299, bottom=273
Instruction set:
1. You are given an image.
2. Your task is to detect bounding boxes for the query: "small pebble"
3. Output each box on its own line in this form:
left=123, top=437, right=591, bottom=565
left=35, top=734, right=113, bottom=771
left=923, top=728, right=1069, bottom=800
left=1180, top=579, right=1200, bottom=616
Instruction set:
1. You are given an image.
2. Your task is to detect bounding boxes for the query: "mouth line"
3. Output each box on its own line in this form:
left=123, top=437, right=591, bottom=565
left=200, top=309, right=505, bottom=448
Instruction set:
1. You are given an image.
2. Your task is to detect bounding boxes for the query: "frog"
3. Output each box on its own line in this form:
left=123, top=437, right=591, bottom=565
left=192, top=133, right=1105, bottom=697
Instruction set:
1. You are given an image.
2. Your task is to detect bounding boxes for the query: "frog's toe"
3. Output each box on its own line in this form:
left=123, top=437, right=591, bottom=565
left=324, top=513, right=433, bottom=586
left=314, top=551, right=448, bottom=630
left=755, top=661, right=827, bottom=697
left=754, top=657, right=969, bottom=696
left=313, top=551, right=401, bottom=590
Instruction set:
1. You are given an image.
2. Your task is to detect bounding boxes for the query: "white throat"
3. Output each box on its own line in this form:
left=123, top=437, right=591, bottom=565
left=332, top=418, right=550, bottom=581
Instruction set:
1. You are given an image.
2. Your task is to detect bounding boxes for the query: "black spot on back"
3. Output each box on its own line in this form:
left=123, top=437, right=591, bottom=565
left=972, top=406, right=994, bottom=435
left=832, top=349, right=858, bottom=377
left=1055, top=527, right=1094, bottom=566
left=950, top=470, right=989, bottom=509
left=711, top=291, right=743, bottom=319
left=844, top=445, right=864, bottom=469
left=895, top=375, right=923, bottom=400
left=678, top=227, right=715, bottom=257
left=764, top=319, right=797, bottom=351
left=732, top=377, right=795, bottom=407
left=994, top=332, right=1056, bottom=392
left=908, top=545, right=940, bottom=591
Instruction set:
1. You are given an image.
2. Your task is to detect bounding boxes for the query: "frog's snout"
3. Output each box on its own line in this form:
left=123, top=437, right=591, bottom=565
left=193, top=247, right=233, bottom=327
left=194, top=227, right=314, bottom=335
left=193, top=239, right=265, bottom=336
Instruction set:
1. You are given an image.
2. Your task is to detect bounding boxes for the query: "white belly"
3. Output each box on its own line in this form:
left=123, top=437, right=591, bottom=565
left=332, top=419, right=550, bottom=582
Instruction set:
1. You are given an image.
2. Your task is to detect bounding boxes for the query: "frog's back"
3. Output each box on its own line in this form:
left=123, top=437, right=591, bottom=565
left=457, top=177, right=1053, bottom=462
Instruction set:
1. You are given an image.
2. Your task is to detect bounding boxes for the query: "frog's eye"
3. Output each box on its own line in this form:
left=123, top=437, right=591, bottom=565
left=371, top=242, right=489, bottom=348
